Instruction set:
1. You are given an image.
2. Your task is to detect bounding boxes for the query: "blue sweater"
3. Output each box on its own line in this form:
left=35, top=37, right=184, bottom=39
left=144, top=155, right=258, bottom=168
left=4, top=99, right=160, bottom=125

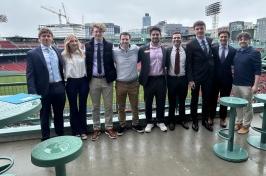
left=233, top=46, right=261, bottom=86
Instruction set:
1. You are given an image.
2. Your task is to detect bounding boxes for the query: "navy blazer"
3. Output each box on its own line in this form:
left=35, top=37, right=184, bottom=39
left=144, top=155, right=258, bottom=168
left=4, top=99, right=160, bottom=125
left=212, top=44, right=236, bottom=86
left=138, top=44, right=167, bottom=87
left=186, top=37, right=214, bottom=82
left=26, top=46, right=64, bottom=97
left=85, top=38, right=117, bottom=83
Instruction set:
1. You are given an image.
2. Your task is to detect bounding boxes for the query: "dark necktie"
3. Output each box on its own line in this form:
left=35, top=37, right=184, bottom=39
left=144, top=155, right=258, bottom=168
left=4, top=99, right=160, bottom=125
left=174, top=48, right=180, bottom=75
left=201, top=40, right=208, bottom=54
left=220, top=46, right=226, bottom=63
left=97, top=43, right=102, bottom=74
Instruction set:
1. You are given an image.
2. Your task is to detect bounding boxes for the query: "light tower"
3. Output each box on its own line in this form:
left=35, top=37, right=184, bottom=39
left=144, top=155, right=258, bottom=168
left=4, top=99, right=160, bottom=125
left=0, top=14, right=8, bottom=23
left=205, top=1, right=221, bottom=38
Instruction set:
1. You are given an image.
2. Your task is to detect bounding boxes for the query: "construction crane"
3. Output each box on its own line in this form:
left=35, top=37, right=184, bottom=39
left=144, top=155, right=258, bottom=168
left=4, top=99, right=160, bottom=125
left=61, top=3, right=70, bottom=24
left=41, top=3, right=69, bottom=24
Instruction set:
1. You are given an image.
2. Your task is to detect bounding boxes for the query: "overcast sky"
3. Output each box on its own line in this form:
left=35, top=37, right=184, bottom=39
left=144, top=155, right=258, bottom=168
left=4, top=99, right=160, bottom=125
left=0, top=0, right=265, bottom=37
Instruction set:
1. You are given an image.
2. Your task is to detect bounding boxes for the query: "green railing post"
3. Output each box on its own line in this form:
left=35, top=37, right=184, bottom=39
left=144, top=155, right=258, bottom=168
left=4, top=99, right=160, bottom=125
left=261, top=103, right=266, bottom=144
left=228, top=107, right=236, bottom=152
left=55, top=164, right=66, bottom=176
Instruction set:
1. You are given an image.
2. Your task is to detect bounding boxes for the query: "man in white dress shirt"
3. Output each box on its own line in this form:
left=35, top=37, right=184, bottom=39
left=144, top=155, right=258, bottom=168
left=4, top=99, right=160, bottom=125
left=166, top=32, right=189, bottom=131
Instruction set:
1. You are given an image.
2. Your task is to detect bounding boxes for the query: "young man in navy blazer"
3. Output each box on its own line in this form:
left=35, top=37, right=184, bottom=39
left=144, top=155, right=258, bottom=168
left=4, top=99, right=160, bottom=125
left=26, top=28, right=66, bottom=141
left=209, top=31, right=236, bottom=128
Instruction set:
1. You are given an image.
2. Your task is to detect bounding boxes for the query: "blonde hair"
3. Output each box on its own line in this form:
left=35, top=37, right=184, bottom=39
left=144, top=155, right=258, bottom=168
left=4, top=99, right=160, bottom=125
left=62, top=34, right=84, bottom=59
left=91, top=23, right=106, bottom=33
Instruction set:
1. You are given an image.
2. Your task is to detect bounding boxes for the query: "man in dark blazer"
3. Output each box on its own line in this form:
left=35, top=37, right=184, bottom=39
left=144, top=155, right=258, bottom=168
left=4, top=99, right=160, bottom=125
left=187, top=20, right=214, bottom=132
left=166, top=32, right=189, bottom=130
left=138, top=26, right=167, bottom=133
left=26, top=28, right=66, bottom=141
left=85, top=23, right=117, bottom=141
left=209, top=31, right=236, bottom=128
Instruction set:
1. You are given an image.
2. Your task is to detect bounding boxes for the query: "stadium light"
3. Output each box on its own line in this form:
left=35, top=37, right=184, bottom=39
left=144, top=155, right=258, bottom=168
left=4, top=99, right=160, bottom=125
left=205, top=2, right=222, bottom=38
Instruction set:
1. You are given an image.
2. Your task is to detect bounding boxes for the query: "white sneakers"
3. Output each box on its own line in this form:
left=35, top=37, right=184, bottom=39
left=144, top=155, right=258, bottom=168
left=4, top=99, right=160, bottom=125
left=145, top=123, right=154, bottom=133
left=157, top=123, right=167, bottom=132
left=145, top=123, right=167, bottom=132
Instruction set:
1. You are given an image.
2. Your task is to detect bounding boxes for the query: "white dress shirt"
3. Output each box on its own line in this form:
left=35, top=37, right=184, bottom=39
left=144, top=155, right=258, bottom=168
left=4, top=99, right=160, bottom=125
left=169, top=45, right=186, bottom=76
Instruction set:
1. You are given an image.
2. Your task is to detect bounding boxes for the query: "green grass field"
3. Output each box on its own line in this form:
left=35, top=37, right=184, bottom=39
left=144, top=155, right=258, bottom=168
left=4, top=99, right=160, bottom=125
left=0, top=74, right=146, bottom=110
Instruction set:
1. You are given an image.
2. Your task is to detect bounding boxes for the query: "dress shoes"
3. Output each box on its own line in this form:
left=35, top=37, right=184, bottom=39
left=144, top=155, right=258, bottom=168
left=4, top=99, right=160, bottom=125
left=202, top=121, right=213, bottom=132
left=208, top=118, right=214, bottom=126
left=181, top=121, right=189, bottom=130
left=220, top=119, right=227, bottom=128
left=192, top=122, right=199, bottom=132
left=169, top=122, right=176, bottom=131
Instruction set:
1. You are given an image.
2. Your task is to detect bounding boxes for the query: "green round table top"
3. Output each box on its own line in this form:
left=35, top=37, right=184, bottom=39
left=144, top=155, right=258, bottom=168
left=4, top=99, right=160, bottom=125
left=219, top=97, right=248, bottom=108
left=254, top=94, right=266, bottom=103
left=31, top=136, right=83, bottom=167
left=0, top=98, right=41, bottom=128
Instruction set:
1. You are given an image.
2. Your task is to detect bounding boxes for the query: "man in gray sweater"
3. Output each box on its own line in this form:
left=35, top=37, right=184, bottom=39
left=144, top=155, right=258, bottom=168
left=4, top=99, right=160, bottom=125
left=113, top=32, right=144, bottom=135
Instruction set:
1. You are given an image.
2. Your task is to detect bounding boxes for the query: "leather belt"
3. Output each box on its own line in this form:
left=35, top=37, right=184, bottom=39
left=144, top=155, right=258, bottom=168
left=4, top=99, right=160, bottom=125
left=92, top=75, right=105, bottom=79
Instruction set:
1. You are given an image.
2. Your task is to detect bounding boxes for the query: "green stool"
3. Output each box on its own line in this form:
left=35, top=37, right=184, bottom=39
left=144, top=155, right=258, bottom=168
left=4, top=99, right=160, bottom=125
left=0, top=156, right=14, bottom=175
left=247, top=94, right=266, bottom=150
left=31, top=136, right=83, bottom=176
left=213, top=97, right=249, bottom=162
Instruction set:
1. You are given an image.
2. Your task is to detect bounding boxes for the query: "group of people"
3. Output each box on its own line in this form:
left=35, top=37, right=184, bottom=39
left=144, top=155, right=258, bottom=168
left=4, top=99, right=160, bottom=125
left=26, top=20, right=262, bottom=142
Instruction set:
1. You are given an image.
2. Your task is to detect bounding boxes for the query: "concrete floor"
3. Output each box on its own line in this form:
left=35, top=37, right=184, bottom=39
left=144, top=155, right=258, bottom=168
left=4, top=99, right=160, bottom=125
left=1, top=115, right=266, bottom=176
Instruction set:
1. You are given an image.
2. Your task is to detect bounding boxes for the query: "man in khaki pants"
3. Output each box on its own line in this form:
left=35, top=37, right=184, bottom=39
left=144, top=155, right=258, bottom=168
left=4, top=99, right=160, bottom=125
left=85, top=23, right=117, bottom=140
left=113, top=32, right=144, bottom=135
left=233, top=32, right=261, bottom=134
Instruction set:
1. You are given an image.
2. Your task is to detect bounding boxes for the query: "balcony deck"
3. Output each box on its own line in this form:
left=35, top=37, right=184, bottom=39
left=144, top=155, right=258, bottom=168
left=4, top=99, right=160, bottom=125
left=0, top=114, right=265, bottom=176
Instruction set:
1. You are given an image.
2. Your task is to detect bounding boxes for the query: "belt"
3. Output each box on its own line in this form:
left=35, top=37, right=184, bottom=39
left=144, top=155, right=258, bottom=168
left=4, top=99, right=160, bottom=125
left=167, top=75, right=186, bottom=78
left=92, top=75, right=105, bottom=79
left=116, top=79, right=138, bottom=84
left=49, top=81, right=63, bottom=85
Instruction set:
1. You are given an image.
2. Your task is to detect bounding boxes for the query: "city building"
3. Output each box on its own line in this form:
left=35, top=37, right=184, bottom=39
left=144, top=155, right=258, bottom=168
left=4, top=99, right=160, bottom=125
left=255, top=17, right=266, bottom=43
left=85, top=23, right=120, bottom=39
left=142, top=13, right=151, bottom=28
left=229, top=21, right=255, bottom=41
left=39, top=23, right=86, bottom=39
left=153, top=21, right=189, bottom=37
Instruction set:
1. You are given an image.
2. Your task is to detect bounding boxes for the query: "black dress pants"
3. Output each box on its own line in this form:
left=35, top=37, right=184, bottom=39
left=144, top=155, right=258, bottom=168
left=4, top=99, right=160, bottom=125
left=66, top=77, right=89, bottom=135
left=144, top=76, right=166, bottom=124
left=40, top=81, right=66, bottom=140
left=210, top=81, right=232, bottom=120
left=167, top=76, right=188, bottom=123
left=190, top=78, right=212, bottom=124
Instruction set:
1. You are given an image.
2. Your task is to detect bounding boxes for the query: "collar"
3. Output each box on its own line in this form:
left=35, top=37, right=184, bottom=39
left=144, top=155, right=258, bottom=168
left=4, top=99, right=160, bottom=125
left=219, top=44, right=228, bottom=49
left=149, top=42, right=161, bottom=49
left=94, top=39, right=103, bottom=45
left=41, top=44, right=52, bottom=50
left=196, top=36, right=207, bottom=43
left=119, top=44, right=131, bottom=51
left=173, top=45, right=182, bottom=50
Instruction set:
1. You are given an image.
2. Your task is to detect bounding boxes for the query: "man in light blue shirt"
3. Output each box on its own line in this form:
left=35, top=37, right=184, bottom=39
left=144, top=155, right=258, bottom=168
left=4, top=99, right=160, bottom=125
left=26, top=28, right=66, bottom=141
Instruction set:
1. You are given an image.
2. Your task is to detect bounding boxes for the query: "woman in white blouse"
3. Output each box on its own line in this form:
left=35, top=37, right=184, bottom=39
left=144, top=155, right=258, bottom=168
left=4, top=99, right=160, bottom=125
left=62, top=34, right=89, bottom=140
